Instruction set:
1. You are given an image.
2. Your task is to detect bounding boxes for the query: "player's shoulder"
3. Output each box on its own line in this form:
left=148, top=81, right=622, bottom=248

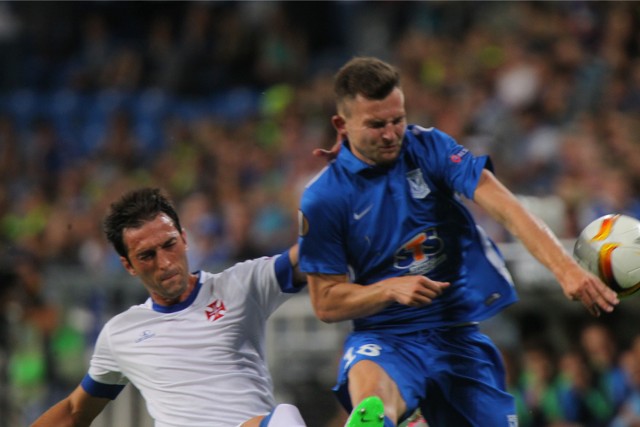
left=406, top=125, right=453, bottom=146
left=101, top=302, right=155, bottom=333
left=302, top=164, right=350, bottom=203
left=305, top=161, right=347, bottom=185
left=222, top=255, right=273, bottom=273
left=208, top=256, right=275, bottom=285
left=405, top=125, right=460, bottom=163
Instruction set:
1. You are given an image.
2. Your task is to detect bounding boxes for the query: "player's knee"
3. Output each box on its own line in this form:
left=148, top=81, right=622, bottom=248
left=262, top=404, right=306, bottom=427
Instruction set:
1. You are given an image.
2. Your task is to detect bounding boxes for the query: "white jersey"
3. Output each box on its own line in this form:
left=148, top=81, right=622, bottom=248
left=84, top=254, right=296, bottom=427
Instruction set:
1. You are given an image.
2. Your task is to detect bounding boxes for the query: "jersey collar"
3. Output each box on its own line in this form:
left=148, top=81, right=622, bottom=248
left=151, top=271, right=203, bottom=313
left=338, top=136, right=407, bottom=174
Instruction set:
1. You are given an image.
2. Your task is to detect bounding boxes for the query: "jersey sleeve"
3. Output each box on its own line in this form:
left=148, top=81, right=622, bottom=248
left=417, top=127, right=492, bottom=200
left=298, top=183, right=348, bottom=275
left=80, top=374, right=125, bottom=399
left=225, top=255, right=297, bottom=318
left=273, top=248, right=306, bottom=294
left=83, top=321, right=129, bottom=398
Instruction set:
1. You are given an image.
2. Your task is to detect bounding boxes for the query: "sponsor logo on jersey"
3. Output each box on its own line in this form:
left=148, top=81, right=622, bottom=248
left=205, top=299, right=226, bottom=322
left=406, top=169, right=430, bottom=199
left=394, top=229, right=446, bottom=275
left=353, top=204, right=374, bottom=220
left=135, top=330, right=156, bottom=343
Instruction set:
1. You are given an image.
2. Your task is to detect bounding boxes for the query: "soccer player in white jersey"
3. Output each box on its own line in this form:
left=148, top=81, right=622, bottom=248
left=31, top=187, right=316, bottom=427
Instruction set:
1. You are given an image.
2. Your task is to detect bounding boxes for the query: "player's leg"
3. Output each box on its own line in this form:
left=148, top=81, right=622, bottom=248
left=240, top=404, right=307, bottom=427
left=335, top=333, right=429, bottom=427
left=239, top=416, right=263, bottom=427
left=401, top=409, right=428, bottom=427
left=259, top=404, right=306, bottom=427
left=420, top=325, right=517, bottom=427
left=344, top=360, right=405, bottom=426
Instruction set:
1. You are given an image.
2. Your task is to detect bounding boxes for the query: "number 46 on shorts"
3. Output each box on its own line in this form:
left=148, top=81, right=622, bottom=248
left=343, top=344, right=382, bottom=368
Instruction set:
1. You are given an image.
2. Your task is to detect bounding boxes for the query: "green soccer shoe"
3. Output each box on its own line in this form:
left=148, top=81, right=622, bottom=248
left=345, top=396, right=385, bottom=427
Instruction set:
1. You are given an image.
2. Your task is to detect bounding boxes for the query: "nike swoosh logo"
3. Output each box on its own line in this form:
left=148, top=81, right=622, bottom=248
left=353, top=204, right=374, bottom=220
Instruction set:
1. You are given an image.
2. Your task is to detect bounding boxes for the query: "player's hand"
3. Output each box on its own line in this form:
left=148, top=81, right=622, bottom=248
left=562, top=266, right=619, bottom=317
left=312, top=133, right=343, bottom=161
left=382, top=275, right=450, bottom=307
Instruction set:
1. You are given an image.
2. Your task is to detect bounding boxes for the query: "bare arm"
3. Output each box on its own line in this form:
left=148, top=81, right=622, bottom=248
left=31, top=385, right=111, bottom=427
left=473, top=169, right=619, bottom=316
left=308, top=273, right=449, bottom=323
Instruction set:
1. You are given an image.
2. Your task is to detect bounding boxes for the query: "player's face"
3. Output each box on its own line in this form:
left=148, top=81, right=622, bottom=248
left=335, top=87, right=407, bottom=166
left=120, top=213, right=195, bottom=306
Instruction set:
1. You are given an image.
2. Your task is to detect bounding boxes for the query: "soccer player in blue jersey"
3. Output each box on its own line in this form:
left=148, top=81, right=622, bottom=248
left=298, top=56, right=620, bottom=427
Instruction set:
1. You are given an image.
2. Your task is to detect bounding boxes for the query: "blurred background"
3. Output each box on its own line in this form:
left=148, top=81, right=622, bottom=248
left=1, top=1, right=640, bottom=426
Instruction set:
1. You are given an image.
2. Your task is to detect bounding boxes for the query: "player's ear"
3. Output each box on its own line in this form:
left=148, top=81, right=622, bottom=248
left=331, top=114, right=346, bottom=136
left=120, top=256, right=137, bottom=276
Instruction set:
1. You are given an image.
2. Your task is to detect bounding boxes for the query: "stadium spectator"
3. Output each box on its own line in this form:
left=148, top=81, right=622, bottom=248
left=518, top=339, right=567, bottom=427
left=580, top=322, right=632, bottom=415
left=558, top=348, right=614, bottom=426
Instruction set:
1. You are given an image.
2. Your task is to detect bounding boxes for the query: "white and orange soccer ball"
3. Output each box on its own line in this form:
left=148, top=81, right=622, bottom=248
left=573, top=214, right=640, bottom=298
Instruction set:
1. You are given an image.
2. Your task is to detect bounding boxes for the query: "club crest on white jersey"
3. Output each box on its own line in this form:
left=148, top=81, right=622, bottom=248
left=205, top=299, right=226, bottom=322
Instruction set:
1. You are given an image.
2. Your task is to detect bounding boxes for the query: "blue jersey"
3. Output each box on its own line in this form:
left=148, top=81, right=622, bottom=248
left=298, top=125, right=518, bottom=332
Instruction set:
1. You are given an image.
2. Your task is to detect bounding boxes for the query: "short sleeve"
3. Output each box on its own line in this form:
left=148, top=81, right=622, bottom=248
left=298, top=186, right=349, bottom=275
left=414, top=127, right=492, bottom=200
left=86, top=323, right=129, bottom=388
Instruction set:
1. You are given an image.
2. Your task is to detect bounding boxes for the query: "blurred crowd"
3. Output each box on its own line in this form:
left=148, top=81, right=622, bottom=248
left=1, top=1, right=640, bottom=426
left=505, top=322, right=640, bottom=427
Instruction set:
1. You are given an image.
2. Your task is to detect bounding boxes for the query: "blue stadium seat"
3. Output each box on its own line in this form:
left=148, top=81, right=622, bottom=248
left=212, top=87, right=260, bottom=122
left=6, top=89, right=41, bottom=131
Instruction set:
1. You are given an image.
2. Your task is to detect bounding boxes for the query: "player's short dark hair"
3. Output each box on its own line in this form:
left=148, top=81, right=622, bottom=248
left=334, top=57, right=401, bottom=114
left=103, top=187, right=182, bottom=258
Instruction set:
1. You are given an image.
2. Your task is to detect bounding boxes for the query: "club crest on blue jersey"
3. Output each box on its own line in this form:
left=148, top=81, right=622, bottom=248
left=406, top=169, right=430, bottom=199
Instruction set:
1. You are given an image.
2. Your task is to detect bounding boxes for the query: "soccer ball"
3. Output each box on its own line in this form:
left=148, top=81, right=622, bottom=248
left=573, top=214, right=640, bottom=297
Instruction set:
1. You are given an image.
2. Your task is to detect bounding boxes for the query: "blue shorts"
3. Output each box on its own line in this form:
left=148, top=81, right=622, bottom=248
left=333, top=324, right=517, bottom=427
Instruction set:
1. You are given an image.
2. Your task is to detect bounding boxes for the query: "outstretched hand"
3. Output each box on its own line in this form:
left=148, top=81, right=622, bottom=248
left=562, top=266, right=619, bottom=317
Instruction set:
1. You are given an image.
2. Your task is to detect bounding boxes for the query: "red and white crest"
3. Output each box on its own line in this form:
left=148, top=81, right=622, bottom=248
left=205, top=299, right=226, bottom=322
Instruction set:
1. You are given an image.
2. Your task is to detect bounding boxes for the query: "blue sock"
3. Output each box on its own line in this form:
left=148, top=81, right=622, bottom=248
left=383, top=416, right=395, bottom=427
